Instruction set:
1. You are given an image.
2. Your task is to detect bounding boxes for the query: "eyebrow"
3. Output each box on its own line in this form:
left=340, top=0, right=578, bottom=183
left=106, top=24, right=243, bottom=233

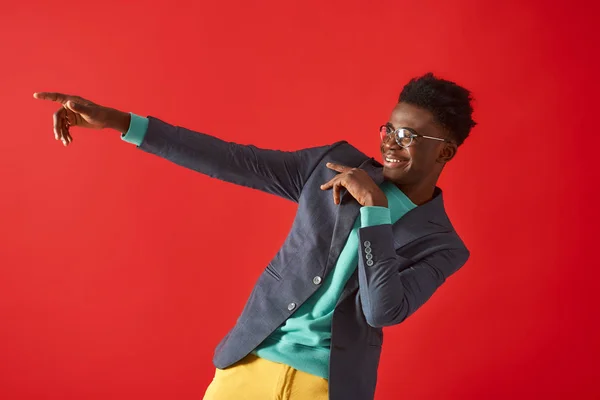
left=387, top=122, right=415, bottom=131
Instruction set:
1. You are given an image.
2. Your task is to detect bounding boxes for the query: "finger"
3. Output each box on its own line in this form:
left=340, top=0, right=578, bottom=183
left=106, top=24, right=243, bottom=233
left=57, top=107, right=72, bottom=146
left=64, top=121, right=73, bottom=145
left=65, top=100, right=93, bottom=115
left=320, top=173, right=342, bottom=190
left=333, top=182, right=343, bottom=205
left=53, top=109, right=64, bottom=141
left=65, top=108, right=74, bottom=126
left=326, top=162, right=350, bottom=173
left=34, top=92, right=75, bottom=104
left=320, top=177, right=336, bottom=190
left=57, top=111, right=68, bottom=146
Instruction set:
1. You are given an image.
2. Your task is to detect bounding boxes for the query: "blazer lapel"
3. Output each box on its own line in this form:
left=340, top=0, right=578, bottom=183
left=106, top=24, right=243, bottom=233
left=390, top=187, right=452, bottom=249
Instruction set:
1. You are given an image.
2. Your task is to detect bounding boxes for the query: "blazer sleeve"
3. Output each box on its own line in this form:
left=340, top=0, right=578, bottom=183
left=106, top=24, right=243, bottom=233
left=136, top=116, right=346, bottom=203
left=356, top=224, right=470, bottom=328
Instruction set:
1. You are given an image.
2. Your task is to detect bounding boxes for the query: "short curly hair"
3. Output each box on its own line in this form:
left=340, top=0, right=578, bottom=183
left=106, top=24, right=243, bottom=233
left=399, top=72, right=476, bottom=146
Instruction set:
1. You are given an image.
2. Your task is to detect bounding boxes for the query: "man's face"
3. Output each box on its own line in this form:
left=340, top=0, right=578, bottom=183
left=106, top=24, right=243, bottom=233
left=380, top=102, right=454, bottom=187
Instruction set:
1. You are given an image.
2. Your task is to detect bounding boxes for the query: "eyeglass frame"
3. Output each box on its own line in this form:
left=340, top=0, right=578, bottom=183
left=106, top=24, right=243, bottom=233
left=379, top=124, right=454, bottom=148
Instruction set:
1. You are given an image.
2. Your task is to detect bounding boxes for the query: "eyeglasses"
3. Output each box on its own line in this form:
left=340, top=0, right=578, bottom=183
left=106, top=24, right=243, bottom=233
left=379, top=124, right=453, bottom=148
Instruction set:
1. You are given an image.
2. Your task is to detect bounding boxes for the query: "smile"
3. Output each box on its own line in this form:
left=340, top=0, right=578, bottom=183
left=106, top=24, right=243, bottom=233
left=383, top=155, right=409, bottom=168
left=385, top=156, right=403, bottom=162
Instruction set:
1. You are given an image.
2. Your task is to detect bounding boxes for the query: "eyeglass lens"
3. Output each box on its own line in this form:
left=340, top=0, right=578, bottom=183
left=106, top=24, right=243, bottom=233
left=379, top=126, right=412, bottom=147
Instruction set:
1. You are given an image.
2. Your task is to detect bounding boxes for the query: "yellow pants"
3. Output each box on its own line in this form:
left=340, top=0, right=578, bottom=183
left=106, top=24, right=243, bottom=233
left=202, top=353, right=329, bottom=400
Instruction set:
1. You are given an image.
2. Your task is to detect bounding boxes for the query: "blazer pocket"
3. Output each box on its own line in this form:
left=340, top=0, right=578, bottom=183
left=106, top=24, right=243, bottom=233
left=264, top=264, right=282, bottom=281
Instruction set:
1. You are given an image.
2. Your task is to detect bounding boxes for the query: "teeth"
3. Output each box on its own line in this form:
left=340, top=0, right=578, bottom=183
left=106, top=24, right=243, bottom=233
left=386, top=157, right=402, bottom=162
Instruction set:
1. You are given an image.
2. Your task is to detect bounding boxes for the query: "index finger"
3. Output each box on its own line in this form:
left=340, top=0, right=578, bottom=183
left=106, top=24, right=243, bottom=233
left=326, top=162, right=351, bottom=172
left=33, top=92, right=74, bottom=104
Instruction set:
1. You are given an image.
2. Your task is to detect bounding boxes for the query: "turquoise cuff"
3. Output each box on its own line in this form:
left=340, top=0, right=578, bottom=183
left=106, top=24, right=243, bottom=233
left=360, top=206, right=392, bottom=227
left=120, top=113, right=149, bottom=146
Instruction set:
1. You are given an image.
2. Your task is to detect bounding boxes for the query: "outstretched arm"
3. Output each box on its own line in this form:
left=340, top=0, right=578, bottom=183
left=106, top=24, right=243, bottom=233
left=33, top=92, right=344, bottom=203
left=135, top=115, right=345, bottom=202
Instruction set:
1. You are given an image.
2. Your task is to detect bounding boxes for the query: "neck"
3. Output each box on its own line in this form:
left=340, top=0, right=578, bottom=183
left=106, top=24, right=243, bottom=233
left=380, top=164, right=443, bottom=206
left=397, top=182, right=436, bottom=206
left=394, top=170, right=440, bottom=205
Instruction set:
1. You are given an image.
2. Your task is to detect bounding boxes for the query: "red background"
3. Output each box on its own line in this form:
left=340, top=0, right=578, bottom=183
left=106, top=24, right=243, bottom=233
left=1, top=0, right=599, bottom=398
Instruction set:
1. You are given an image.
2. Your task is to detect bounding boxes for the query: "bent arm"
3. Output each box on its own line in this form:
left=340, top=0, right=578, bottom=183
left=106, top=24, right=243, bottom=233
left=356, top=220, right=469, bottom=328
left=121, top=113, right=345, bottom=202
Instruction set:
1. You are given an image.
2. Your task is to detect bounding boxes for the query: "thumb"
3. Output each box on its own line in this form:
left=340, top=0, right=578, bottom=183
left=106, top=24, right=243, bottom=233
left=66, top=100, right=93, bottom=114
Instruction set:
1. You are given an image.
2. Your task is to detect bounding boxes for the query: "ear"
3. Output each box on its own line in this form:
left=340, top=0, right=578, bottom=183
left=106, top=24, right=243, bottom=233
left=437, top=142, right=458, bottom=163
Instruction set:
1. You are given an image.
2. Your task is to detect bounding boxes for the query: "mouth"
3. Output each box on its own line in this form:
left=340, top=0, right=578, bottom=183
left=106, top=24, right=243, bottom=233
left=383, top=154, right=409, bottom=168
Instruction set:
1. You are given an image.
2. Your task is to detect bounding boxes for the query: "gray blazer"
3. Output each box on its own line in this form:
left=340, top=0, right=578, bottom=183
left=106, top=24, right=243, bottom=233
left=138, top=116, right=470, bottom=400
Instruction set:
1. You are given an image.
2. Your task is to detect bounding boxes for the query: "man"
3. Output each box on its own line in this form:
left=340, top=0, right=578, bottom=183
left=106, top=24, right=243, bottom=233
left=34, top=72, right=476, bottom=400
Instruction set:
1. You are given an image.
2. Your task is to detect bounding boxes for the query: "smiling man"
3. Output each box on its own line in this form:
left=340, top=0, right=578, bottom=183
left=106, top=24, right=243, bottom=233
left=34, top=72, right=476, bottom=400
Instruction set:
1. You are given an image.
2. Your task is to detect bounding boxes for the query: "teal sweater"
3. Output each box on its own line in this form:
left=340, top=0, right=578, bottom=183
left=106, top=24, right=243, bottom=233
left=121, top=113, right=417, bottom=379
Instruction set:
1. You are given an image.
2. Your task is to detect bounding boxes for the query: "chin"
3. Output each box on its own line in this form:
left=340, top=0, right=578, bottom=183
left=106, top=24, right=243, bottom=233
left=383, top=168, right=409, bottom=184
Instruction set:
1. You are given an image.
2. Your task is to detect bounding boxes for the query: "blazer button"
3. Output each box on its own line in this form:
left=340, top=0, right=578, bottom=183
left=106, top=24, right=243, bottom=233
left=364, top=241, right=371, bottom=247
left=313, top=276, right=322, bottom=285
left=365, top=247, right=372, bottom=254
left=288, top=302, right=296, bottom=311
left=366, top=253, right=373, bottom=260
left=366, top=259, right=374, bottom=266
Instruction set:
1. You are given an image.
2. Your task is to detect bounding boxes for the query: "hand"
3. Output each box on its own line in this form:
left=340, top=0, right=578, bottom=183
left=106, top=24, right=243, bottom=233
left=320, top=162, right=388, bottom=207
left=33, top=92, right=130, bottom=147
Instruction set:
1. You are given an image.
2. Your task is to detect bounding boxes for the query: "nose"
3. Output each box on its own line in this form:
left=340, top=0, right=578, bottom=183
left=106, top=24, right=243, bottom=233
left=381, top=134, right=400, bottom=150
